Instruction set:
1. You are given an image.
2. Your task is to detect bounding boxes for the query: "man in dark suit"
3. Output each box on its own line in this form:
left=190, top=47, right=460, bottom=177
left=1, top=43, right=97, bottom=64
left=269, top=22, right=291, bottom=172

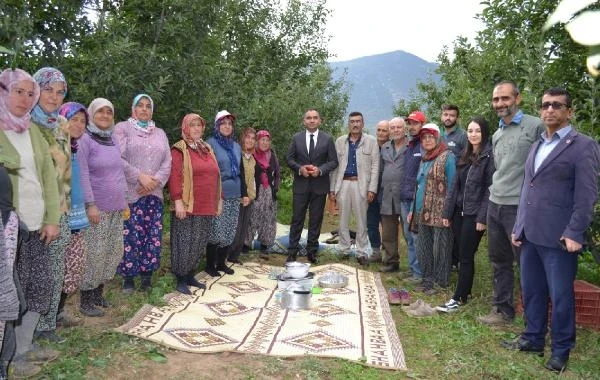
left=286, top=109, right=338, bottom=263
left=507, top=88, right=600, bottom=372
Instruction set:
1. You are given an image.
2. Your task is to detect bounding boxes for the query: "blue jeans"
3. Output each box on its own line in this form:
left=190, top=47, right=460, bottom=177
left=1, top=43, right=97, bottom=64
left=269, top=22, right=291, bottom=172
left=400, top=200, right=422, bottom=277
left=366, top=198, right=381, bottom=249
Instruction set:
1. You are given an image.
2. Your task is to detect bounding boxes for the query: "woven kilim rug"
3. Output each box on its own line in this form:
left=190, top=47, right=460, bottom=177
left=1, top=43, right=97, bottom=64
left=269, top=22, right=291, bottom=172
left=116, top=262, right=406, bottom=370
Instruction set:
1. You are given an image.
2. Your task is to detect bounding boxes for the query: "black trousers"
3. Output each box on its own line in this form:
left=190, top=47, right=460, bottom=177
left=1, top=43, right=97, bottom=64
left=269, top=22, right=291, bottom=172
left=452, top=211, right=485, bottom=302
left=228, top=203, right=252, bottom=260
left=288, top=191, right=327, bottom=254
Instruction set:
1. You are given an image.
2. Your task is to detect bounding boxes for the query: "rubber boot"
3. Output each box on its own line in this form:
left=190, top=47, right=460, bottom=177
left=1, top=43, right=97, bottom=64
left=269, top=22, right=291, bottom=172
left=79, top=290, right=104, bottom=317
left=140, top=272, right=152, bottom=292
left=175, top=275, right=191, bottom=295
left=204, top=244, right=220, bottom=277
left=122, top=276, right=135, bottom=295
left=187, top=271, right=206, bottom=290
left=216, top=246, right=234, bottom=275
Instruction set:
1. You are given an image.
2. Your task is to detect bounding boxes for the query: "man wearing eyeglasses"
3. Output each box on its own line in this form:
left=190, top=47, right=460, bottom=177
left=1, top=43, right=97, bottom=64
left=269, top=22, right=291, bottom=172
left=478, top=80, right=545, bottom=326
left=506, top=88, right=599, bottom=372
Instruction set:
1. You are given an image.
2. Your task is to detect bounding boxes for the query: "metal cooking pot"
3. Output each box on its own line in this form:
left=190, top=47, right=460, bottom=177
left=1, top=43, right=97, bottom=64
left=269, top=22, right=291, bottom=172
left=281, top=284, right=312, bottom=310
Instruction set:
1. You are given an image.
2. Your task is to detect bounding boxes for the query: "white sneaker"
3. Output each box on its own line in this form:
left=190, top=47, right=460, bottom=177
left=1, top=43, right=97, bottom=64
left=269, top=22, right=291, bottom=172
left=436, top=299, right=460, bottom=313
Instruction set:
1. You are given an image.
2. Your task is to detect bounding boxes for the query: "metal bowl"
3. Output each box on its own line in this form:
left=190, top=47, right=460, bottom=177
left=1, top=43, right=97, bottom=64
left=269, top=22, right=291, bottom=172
left=317, top=271, right=349, bottom=288
left=284, top=262, right=310, bottom=279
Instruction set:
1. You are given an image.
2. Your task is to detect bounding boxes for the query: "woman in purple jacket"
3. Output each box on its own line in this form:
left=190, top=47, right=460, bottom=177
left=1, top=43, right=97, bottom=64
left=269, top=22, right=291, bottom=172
left=114, top=94, right=171, bottom=294
left=78, top=98, right=126, bottom=317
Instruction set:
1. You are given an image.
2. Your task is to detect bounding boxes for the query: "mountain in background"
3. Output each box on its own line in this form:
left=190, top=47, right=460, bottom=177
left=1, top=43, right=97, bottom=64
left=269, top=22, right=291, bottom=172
left=329, top=50, right=439, bottom=131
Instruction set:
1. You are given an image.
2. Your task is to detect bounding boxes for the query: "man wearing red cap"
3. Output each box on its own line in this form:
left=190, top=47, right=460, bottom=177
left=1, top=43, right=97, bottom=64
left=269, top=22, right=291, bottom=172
left=396, top=111, right=426, bottom=281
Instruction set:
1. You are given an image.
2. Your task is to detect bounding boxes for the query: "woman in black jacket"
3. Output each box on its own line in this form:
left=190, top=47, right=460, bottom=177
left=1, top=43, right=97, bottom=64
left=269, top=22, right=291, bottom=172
left=437, top=116, right=494, bottom=312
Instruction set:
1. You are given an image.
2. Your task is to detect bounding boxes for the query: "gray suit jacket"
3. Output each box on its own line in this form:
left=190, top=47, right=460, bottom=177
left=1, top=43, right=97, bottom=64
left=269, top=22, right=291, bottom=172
left=379, top=140, right=406, bottom=215
left=330, top=133, right=380, bottom=199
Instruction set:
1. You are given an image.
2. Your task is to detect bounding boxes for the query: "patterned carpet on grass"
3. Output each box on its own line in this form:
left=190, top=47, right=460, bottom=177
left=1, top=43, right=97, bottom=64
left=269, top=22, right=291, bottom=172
left=116, top=262, right=406, bottom=370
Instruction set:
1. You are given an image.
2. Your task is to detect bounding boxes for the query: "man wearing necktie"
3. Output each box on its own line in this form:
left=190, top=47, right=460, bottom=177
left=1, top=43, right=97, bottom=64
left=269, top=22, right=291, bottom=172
left=286, top=109, right=338, bottom=263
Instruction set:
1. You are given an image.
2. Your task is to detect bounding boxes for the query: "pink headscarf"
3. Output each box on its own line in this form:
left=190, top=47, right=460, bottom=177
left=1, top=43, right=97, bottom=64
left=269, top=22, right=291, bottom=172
left=0, top=69, right=40, bottom=133
left=253, top=130, right=272, bottom=188
left=181, top=113, right=209, bottom=154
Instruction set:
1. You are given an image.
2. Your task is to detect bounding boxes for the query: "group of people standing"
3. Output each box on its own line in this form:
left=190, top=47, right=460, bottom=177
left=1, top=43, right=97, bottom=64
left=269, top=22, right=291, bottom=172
left=0, top=66, right=280, bottom=378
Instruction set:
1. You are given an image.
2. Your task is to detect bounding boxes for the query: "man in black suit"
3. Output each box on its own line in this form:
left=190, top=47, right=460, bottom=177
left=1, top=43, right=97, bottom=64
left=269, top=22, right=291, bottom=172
left=286, top=109, right=338, bottom=263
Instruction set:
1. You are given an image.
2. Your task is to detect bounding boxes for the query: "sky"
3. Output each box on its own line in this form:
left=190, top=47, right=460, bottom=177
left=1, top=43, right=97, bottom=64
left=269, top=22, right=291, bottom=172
left=325, top=0, right=486, bottom=62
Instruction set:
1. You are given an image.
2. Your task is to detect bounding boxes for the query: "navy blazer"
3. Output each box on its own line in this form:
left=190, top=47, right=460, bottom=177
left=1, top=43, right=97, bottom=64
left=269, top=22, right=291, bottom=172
left=286, top=129, right=338, bottom=195
left=513, top=129, right=600, bottom=249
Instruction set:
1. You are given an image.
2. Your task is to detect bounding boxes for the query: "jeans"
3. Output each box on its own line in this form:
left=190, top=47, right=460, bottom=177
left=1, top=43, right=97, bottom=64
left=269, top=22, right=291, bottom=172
left=486, top=201, right=519, bottom=318
left=400, top=200, right=422, bottom=277
left=366, top=198, right=381, bottom=250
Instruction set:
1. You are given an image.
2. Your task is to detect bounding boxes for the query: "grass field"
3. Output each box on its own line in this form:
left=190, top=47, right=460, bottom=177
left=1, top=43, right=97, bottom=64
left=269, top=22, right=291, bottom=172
left=36, top=185, right=600, bottom=379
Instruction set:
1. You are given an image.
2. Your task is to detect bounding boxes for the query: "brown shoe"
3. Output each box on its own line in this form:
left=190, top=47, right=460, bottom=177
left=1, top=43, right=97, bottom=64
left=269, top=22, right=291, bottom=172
left=380, top=264, right=399, bottom=273
left=8, top=360, right=41, bottom=379
left=357, top=256, right=368, bottom=266
left=477, top=308, right=513, bottom=326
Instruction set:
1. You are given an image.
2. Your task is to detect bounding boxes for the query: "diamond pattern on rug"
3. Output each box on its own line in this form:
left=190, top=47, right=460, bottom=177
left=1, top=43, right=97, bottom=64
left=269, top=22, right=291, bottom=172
left=205, top=300, right=255, bottom=317
left=283, top=330, right=355, bottom=352
left=311, top=303, right=354, bottom=318
left=311, top=319, right=332, bottom=327
left=244, top=274, right=259, bottom=279
left=322, top=287, right=354, bottom=295
left=313, top=265, right=354, bottom=276
left=164, top=328, right=238, bottom=348
left=204, top=318, right=226, bottom=326
left=242, top=264, right=271, bottom=275
left=219, top=281, right=267, bottom=294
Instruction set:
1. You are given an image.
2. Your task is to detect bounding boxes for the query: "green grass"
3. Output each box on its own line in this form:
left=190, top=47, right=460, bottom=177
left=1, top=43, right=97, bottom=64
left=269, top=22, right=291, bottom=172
left=36, top=186, right=600, bottom=379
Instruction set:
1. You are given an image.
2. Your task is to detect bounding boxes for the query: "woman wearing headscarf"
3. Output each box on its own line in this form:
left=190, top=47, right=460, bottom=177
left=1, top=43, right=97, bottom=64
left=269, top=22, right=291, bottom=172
left=114, top=94, right=171, bottom=294
left=206, top=110, right=241, bottom=276
left=408, top=123, right=456, bottom=295
left=0, top=68, right=60, bottom=377
left=247, top=130, right=281, bottom=256
left=169, top=113, right=221, bottom=294
left=77, top=98, right=126, bottom=317
left=227, top=127, right=256, bottom=263
left=30, top=67, right=71, bottom=343
left=437, top=117, right=494, bottom=312
left=56, top=102, right=90, bottom=326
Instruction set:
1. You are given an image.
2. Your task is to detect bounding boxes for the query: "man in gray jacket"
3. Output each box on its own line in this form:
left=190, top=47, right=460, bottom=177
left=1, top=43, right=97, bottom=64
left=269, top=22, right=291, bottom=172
left=478, top=81, right=545, bottom=326
left=379, top=117, right=408, bottom=272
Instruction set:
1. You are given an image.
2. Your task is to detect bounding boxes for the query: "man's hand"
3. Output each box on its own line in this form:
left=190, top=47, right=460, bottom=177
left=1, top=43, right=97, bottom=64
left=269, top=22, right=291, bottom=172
left=39, top=224, right=59, bottom=245
left=511, top=233, right=522, bottom=247
left=442, top=218, right=450, bottom=227
left=367, top=191, right=376, bottom=203
left=476, top=223, right=487, bottom=231
left=561, top=237, right=582, bottom=253
left=310, top=166, right=321, bottom=177
left=299, top=165, right=311, bottom=177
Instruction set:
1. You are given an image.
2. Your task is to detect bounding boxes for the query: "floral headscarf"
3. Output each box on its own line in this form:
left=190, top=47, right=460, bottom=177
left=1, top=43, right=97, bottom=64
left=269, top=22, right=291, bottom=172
left=31, top=67, right=67, bottom=130
left=254, top=130, right=272, bottom=188
left=0, top=68, right=40, bottom=133
left=181, top=113, right=209, bottom=154
left=59, top=102, right=88, bottom=152
left=127, top=93, right=156, bottom=133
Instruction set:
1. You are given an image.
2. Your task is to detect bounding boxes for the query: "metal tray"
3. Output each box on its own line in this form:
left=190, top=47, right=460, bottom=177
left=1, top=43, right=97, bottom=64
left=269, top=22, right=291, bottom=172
left=317, top=271, right=349, bottom=288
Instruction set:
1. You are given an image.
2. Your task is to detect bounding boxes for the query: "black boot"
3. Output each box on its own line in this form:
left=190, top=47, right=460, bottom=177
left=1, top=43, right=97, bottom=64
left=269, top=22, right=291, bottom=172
left=187, top=271, right=206, bottom=290
left=79, top=289, right=104, bottom=317
left=93, top=284, right=111, bottom=308
left=175, top=275, right=191, bottom=295
left=204, top=244, right=220, bottom=277
left=216, top=246, right=234, bottom=275
left=140, top=272, right=152, bottom=292
left=286, top=250, right=297, bottom=263
left=122, top=276, right=135, bottom=295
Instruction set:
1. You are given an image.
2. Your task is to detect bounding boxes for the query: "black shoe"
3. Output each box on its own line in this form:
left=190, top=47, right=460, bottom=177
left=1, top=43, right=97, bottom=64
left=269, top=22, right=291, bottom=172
left=216, top=265, right=234, bottom=275
left=227, top=258, right=242, bottom=264
left=241, top=245, right=250, bottom=253
left=286, top=254, right=297, bottom=263
left=545, top=356, right=568, bottom=372
left=357, top=256, right=368, bottom=266
left=187, top=273, right=206, bottom=290
left=121, top=276, right=135, bottom=295
left=205, top=267, right=221, bottom=277
left=34, top=330, right=66, bottom=344
left=501, top=337, right=544, bottom=356
left=307, top=252, right=319, bottom=264
left=176, top=276, right=192, bottom=295
left=260, top=244, right=269, bottom=252
left=380, top=264, right=400, bottom=273
left=140, top=273, right=152, bottom=292
left=94, top=285, right=111, bottom=308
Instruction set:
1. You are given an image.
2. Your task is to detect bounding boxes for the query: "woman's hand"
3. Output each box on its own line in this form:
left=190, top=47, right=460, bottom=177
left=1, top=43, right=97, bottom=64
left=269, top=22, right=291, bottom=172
left=216, top=199, right=223, bottom=216
left=242, top=196, right=250, bottom=207
left=87, top=204, right=100, bottom=224
left=39, top=224, right=59, bottom=244
left=442, top=218, right=450, bottom=227
left=407, top=212, right=413, bottom=224
left=174, top=200, right=187, bottom=220
left=138, top=173, right=159, bottom=192
left=476, top=223, right=487, bottom=231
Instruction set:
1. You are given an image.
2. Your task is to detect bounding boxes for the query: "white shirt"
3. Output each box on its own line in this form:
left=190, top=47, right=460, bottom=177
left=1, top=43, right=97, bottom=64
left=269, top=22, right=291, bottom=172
left=4, top=129, right=45, bottom=230
left=305, top=129, right=319, bottom=153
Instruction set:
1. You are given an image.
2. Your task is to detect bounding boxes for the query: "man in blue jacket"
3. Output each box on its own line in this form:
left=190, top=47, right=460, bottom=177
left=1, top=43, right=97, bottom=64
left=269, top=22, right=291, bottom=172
left=507, top=88, right=600, bottom=373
